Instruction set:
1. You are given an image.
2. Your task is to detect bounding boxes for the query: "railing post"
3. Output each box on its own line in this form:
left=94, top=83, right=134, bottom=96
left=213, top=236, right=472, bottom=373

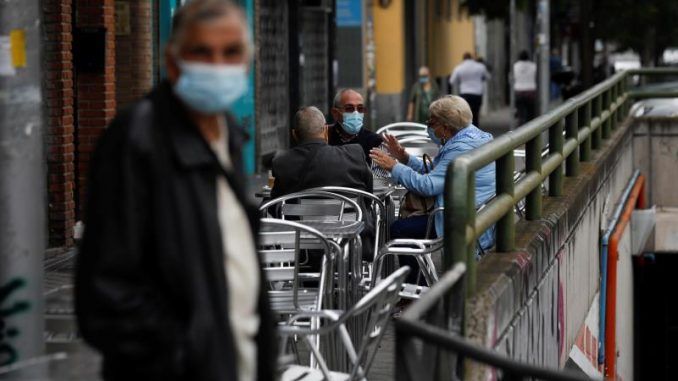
left=592, top=95, right=603, bottom=149
left=526, top=133, right=542, bottom=220
left=549, top=119, right=564, bottom=196
left=496, top=152, right=515, bottom=252
left=617, top=81, right=626, bottom=125
left=611, top=83, right=619, bottom=129
left=602, top=90, right=611, bottom=139
left=580, top=101, right=592, bottom=161
left=445, top=161, right=475, bottom=295
left=566, top=110, right=579, bottom=176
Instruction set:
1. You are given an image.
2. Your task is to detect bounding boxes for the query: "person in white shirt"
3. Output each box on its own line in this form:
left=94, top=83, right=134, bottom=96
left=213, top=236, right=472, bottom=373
left=449, top=52, right=491, bottom=127
left=513, top=50, right=537, bottom=125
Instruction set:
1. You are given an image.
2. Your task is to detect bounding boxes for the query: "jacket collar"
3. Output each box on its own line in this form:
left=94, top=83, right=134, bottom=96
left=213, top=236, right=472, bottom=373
left=152, top=80, right=247, bottom=170
left=296, top=138, right=327, bottom=146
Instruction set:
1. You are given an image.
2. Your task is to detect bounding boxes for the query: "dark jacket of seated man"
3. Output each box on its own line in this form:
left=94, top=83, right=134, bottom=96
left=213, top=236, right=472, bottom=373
left=271, top=140, right=373, bottom=199
left=271, top=106, right=375, bottom=259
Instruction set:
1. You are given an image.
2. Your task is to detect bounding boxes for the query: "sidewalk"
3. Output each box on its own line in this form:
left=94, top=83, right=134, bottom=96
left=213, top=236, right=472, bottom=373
left=480, top=106, right=514, bottom=137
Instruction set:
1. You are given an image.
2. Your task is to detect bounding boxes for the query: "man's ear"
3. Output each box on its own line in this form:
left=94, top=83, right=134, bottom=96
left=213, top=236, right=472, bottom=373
left=323, top=126, right=329, bottom=143
left=330, top=107, right=341, bottom=124
left=291, top=128, right=299, bottom=143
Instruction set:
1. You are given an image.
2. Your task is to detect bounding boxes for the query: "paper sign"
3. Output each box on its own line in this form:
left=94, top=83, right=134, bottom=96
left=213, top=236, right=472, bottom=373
left=10, top=29, right=26, bottom=68
left=115, top=2, right=131, bottom=36
left=0, top=36, right=16, bottom=76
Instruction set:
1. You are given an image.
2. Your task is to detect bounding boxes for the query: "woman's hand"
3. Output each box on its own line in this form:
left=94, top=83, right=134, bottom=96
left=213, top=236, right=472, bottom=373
left=370, top=149, right=398, bottom=171
left=383, top=134, right=409, bottom=164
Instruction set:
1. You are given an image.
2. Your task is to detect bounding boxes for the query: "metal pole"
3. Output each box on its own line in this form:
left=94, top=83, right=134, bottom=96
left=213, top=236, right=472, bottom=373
left=0, top=0, right=46, bottom=375
left=526, top=133, right=543, bottom=220
left=565, top=110, right=579, bottom=176
left=549, top=119, right=564, bottom=196
left=537, top=0, right=550, bottom=115
left=509, top=0, right=516, bottom=129
left=580, top=101, right=592, bottom=162
left=496, top=153, right=515, bottom=252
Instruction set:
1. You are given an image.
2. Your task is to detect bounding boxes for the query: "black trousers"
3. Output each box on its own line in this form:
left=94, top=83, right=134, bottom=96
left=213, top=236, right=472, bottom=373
left=515, top=90, right=536, bottom=126
left=460, top=93, right=482, bottom=127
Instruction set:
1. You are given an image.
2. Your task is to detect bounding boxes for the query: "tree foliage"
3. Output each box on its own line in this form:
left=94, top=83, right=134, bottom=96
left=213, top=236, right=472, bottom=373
left=465, top=0, right=678, bottom=68
left=595, top=0, right=678, bottom=65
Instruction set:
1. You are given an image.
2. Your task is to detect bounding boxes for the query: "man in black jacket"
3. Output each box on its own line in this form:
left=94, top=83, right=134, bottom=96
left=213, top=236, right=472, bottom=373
left=271, top=106, right=373, bottom=199
left=75, top=1, right=276, bottom=380
left=328, top=89, right=383, bottom=164
left=271, top=106, right=375, bottom=260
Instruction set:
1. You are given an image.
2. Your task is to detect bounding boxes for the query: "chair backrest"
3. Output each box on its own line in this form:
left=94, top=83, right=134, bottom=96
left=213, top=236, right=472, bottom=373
left=344, top=266, right=410, bottom=379
left=258, top=218, right=337, bottom=311
left=376, top=122, right=428, bottom=136
left=305, top=186, right=387, bottom=255
left=260, top=190, right=363, bottom=222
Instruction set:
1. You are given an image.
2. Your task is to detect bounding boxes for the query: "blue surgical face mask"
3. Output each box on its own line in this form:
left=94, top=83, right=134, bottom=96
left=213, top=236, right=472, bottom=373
left=427, top=127, right=442, bottom=146
left=174, top=60, right=248, bottom=114
left=341, top=112, right=364, bottom=135
left=419, top=76, right=429, bottom=84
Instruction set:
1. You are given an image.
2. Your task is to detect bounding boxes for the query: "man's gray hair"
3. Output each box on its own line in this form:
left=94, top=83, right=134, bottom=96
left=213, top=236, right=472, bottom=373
left=333, top=88, right=363, bottom=108
left=294, top=106, right=327, bottom=140
left=168, top=0, right=252, bottom=56
left=429, top=95, right=473, bottom=131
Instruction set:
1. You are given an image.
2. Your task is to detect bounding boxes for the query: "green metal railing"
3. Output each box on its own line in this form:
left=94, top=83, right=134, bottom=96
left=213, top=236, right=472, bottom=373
left=443, top=68, right=678, bottom=296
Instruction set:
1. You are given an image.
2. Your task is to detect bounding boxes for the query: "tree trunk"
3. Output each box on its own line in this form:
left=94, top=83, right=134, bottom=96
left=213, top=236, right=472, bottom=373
left=579, top=0, right=594, bottom=87
left=642, top=26, right=657, bottom=67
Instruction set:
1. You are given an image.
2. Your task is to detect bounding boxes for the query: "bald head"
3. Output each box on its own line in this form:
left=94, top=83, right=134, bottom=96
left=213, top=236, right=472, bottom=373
left=333, top=89, right=363, bottom=109
left=294, top=106, right=327, bottom=141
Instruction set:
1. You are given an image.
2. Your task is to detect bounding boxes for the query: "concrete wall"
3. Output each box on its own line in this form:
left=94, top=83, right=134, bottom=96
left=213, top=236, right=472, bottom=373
left=632, top=117, right=678, bottom=207
left=465, top=118, right=636, bottom=378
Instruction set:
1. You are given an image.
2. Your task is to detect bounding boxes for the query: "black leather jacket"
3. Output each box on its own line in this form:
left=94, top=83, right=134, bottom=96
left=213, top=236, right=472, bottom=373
left=76, top=81, right=277, bottom=381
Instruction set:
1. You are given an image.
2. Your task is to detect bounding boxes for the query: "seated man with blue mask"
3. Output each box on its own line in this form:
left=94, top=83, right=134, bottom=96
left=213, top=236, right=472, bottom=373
left=328, top=89, right=383, bottom=164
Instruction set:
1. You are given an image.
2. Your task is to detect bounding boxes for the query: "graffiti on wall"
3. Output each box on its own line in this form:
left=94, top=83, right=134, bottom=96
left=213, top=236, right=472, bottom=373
left=0, top=278, right=30, bottom=366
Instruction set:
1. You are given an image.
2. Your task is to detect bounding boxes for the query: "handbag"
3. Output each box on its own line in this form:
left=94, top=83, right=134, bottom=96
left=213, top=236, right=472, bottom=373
left=399, top=154, right=436, bottom=219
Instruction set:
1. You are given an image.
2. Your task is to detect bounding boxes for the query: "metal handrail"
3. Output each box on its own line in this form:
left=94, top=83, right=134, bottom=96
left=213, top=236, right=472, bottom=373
left=395, top=262, right=595, bottom=381
left=443, top=68, right=678, bottom=298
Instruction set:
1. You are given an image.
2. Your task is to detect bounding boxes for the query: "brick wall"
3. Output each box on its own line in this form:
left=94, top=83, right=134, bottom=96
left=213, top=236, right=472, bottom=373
left=115, top=0, right=154, bottom=108
left=43, top=0, right=75, bottom=247
left=75, top=0, right=116, bottom=217
left=44, top=0, right=157, bottom=248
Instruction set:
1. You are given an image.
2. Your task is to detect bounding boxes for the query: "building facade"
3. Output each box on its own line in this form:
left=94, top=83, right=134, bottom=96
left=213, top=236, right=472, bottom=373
left=43, top=0, right=482, bottom=248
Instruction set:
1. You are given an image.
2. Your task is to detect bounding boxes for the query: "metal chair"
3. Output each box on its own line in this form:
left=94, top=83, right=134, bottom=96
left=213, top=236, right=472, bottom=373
left=259, top=218, right=340, bottom=316
left=260, top=190, right=363, bottom=223
left=376, top=122, right=428, bottom=137
left=304, top=187, right=387, bottom=261
left=278, top=266, right=410, bottom=381
left=371, top=238, right=443, bottom=300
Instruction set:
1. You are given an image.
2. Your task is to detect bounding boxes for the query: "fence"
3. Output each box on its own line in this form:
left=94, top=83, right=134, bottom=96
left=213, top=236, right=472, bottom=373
left=394, top=262, right=592, bottom=380
left=443, top=67, right=678, bottom=297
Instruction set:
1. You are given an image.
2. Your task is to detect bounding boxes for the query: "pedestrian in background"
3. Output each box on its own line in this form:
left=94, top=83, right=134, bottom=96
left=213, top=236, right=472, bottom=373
left=513, top=50, right=537, bottom=126
left=406, top=66, right=440, bottom=123
left=449, top=52, right=491, bottom=127
left=75, top=1, right=276, bottom=380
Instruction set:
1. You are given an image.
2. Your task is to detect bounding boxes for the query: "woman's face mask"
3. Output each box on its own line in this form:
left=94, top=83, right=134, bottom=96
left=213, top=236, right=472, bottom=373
left=174, top=60, right=248, bottom=114
left=419, top=76, right=429, bottom=84
left=427, top=127, right=442, bottom=145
